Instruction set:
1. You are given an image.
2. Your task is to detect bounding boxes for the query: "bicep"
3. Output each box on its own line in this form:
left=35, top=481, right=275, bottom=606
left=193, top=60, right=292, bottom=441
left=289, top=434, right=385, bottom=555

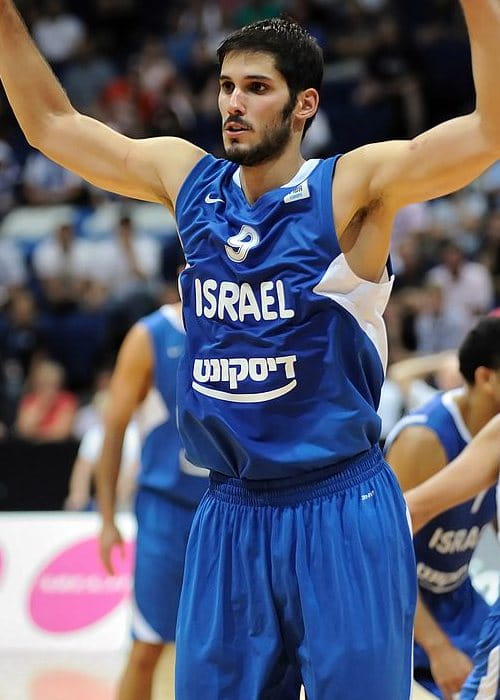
left=40, top=113, right=205, bottom=208
left=369, top=112, right=495, bottom=208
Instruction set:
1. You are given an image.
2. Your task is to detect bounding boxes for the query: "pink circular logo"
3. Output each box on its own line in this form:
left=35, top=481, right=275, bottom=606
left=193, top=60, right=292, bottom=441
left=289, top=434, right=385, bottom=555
left=29, top=537, right=134, bottom=633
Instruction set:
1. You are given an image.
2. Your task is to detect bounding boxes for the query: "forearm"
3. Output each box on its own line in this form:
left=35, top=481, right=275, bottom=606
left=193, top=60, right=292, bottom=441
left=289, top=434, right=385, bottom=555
left=461, top=0, right=500, bottom=148
left=0, top=0, right=75, bottom=146
left=95, top=426, right=126, bottom=524
left=414, top=593, right=450, bottom=654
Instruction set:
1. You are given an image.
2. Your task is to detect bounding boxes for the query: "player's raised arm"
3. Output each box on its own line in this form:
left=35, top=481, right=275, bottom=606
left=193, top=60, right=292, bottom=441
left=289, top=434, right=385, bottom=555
left=334, top=0, right=500, bottom=280
left=0, top=0, right=205, bottom=209
left=405, top=414, right=500, bottom=534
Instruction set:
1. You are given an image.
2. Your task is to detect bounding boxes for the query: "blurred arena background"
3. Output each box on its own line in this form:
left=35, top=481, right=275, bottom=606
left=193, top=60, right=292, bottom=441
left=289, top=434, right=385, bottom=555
left=1, top=0, right=499, bottom=698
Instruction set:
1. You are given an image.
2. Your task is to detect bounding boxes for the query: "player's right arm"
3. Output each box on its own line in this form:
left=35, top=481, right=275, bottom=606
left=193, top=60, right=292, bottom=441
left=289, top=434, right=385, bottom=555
left=385, top=427, right=472, bottom=699
left=405, top=414, right=500, bottom=534
left=0, top=0, right=205, bottom=211
left=95, top=323, right=152, bottom=575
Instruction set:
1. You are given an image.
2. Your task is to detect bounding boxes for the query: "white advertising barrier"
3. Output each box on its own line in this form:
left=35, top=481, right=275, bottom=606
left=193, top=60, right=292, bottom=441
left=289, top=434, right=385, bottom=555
left=0, top=511, right=136, bottom=651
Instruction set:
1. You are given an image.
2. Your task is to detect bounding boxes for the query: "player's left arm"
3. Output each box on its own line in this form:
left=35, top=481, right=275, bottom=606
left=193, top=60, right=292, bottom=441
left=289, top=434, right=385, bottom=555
left=334, top=0, right=500, bottom=280
left=405, top=414, right=500, bottom=533
left=95, top=323, right=152, bottom=574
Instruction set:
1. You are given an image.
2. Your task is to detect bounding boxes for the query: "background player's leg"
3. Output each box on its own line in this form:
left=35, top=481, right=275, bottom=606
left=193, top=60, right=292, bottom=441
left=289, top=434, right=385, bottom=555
left=131, top=491, right=194, bottom=699
left=117, top=641, right=164, bottom=700
left=175, top=490, right=302, bottom=700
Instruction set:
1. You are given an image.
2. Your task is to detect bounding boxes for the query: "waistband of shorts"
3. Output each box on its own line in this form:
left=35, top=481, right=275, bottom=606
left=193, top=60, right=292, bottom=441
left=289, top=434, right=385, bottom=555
left=208, top=445, right=384, bottom=506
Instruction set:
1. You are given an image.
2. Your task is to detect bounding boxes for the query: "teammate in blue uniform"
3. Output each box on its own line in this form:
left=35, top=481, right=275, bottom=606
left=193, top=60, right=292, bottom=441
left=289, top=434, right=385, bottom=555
left=406, top=414, right=500, bottom=700
left=385, top=318, right=500, bottom=699
left=2, top=2, right=500, bottom=697
left=96, top=298, right=208, bottom=700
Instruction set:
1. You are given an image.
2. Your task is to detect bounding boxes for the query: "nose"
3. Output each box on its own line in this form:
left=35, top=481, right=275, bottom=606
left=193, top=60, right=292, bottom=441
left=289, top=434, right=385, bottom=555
left=228, top=87, right=245, bottom=115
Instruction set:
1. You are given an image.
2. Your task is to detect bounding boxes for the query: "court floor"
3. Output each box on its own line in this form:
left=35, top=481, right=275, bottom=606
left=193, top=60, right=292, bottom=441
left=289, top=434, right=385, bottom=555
left=0, top=648, right=435, bottom=700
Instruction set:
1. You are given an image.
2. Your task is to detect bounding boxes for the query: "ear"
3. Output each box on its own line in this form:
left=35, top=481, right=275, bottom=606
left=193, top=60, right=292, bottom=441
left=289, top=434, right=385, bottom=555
left=294, top=88, right=319, bottom=124
left=474, top=365, right=494, bottom=392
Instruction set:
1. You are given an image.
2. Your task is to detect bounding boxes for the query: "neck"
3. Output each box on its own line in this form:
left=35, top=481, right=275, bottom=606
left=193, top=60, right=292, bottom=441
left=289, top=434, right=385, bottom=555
left=238, top=148, right=305, bottom=204
left=455, top=388, right=497, bottom=436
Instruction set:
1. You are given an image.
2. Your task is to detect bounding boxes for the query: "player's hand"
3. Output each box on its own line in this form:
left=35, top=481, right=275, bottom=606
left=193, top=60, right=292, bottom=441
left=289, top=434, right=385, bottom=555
left=99, top=521, right=124, bottom=576
left=429, top=642, right=474, bottom=700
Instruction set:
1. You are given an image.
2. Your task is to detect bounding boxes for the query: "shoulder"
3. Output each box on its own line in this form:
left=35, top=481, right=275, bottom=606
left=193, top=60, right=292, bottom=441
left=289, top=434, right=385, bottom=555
left=386, top=424, right=448, bottom=488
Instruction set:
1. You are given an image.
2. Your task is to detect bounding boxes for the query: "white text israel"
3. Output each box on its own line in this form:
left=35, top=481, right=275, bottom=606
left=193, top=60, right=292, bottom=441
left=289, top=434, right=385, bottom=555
left=194, top=278, right=295, bottom=322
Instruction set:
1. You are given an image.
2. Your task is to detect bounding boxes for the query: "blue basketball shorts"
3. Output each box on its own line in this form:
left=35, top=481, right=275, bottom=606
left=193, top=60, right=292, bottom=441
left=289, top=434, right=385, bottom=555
left=175, top=446, right=417, bottom=699
left=414, top=579, right=491, bottom=699
left=132, top=488, right=197, bottom=643
left=460, top=597, right=500, bottom=700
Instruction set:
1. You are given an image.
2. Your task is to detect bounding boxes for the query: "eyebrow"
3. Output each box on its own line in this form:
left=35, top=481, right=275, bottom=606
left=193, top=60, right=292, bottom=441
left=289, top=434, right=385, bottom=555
left=219, top=74, right=273, bottom=82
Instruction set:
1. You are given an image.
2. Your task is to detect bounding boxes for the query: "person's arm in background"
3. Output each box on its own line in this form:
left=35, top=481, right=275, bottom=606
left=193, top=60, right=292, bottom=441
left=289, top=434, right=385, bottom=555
left=386, top=427, right=473, bottom=699
left=0, top=0, right=205, bottom=212
left=65, top=455, right=96, bottom=511
left=95, top=324, right=152, bottom=575
left=406, top=414, right=500, bottom=534
left=388, top=351, right=456, bottom=405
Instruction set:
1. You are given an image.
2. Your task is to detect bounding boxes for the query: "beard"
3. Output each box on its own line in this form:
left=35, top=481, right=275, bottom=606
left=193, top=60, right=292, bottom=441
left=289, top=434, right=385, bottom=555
left=224, top=101, right=294, bottom=167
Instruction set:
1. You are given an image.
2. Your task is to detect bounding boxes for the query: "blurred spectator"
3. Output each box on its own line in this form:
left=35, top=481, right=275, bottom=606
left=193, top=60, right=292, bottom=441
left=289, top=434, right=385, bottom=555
left=0, top=288, right=45, bottom=378
left=72, top=366, right=113, bottom=439
left=22, top=151, right=87, bottom=205
left=480, top=209, right=500, bottom=306
left=15, top=358, right=77, bottom=442
left=0, top=288, right=45, bottom=428
left=0, top=140, right=20, bottom=215
left=31, top=221, right=94, bottom=311
left=353, top=14, right=424, bottom=138
left=61, top=37, right=115, bottom=113
left=426, top=239, right=494, bottom=334
left=135, top=36, right=176, bottom=99
left=388, top=349, right=463, bottom=413
left=164, top=7, right=199, bottom=74
left=478, top=160, right=500, bottom=210
left=91, top=214, right=161, bottom=302
left=65, top=390, right=139, bottom=511
left=392, top=236, right=428, bottom=293
left=391, top=202, right=431, bottom=248
left=32, top=0, right=86, bottom=70
left=99, top=58, right=156, bottom=137
left=0, top=237, right=27, bottom=307
left=149, top=74, right=197, bottom=139
left=413, top=283, right=470, bottom=353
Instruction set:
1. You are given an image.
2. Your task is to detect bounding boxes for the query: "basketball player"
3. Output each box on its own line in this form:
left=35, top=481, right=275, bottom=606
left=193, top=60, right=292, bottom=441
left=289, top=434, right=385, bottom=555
left=1, top=3, right=500, bottom=697
left=385, top=318, right=500, bottom=699
left=405, top=415, right=500, bottom=700
left=95, top=292, right=208, bottom=700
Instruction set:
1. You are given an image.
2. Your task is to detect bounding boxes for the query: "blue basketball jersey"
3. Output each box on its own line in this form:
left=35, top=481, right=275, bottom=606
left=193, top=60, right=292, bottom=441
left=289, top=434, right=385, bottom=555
left=385, top=389, right=497, bottom=594
left=175, top=154, right=393, bottom=479
left=135, top=305, right=208, bottom=506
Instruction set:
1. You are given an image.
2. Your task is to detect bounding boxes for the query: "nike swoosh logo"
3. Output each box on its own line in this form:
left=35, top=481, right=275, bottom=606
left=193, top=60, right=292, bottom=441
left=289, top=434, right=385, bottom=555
left=205, top=193, right=224, bottom=204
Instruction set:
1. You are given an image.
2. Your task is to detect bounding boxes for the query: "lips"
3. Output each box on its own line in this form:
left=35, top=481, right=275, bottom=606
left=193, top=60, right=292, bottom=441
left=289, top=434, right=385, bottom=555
left=224, top=120, right=250, bottom=133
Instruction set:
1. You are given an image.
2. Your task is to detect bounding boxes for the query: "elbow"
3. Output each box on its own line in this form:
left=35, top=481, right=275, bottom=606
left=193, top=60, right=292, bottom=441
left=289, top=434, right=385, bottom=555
left=476, top=110, right=500, bottom=156
left=25, top=109, right=77, bottom=153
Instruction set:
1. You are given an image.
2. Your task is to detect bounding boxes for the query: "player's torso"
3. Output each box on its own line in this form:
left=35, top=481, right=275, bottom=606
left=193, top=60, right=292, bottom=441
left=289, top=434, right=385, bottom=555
left=389, top=390, right=497, bottom=594
left=175, top=155, right=393, bottom=480
left=135, top=306, right=208, bottom=506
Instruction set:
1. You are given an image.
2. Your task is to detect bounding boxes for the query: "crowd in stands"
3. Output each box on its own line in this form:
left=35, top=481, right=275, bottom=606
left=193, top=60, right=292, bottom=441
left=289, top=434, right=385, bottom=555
left=1, top=0, right=499, bottom=509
